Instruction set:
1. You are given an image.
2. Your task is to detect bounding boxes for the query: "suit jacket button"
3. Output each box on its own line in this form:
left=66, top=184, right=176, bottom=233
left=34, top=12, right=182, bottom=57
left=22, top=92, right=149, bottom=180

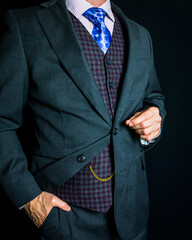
left=113, top=128, right=118, bottom=135
left=77, top=154, right=86, bottom=163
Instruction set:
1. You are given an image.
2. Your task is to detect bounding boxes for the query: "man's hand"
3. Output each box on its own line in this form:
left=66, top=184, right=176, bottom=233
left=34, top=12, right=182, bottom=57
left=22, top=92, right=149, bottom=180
left=125, top=107, right=162, bottom=142
left=24, top=191, right=71, bottom=228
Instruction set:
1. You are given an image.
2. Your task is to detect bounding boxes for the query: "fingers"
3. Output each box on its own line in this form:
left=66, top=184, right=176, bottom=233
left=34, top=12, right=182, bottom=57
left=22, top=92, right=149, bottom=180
left=139, top=116, right=160, bottom=129
left=128, top=110, right=153, bottom=127
left=140, top=129, right=160, bottom=142
left=24, top=192, right=71, bottom=228
left=134, top=123, right=160, bottom=136
left=128, top=118, right=153, bottom=130
left=41, top=191, right=71, bottom=212
left=125, top=111, right=143, bottom=125
left=51, top=195, right=71, bottom=212
left=125, top=107, right=161, bottom=142
left=126, top=107, right=160, bottom=128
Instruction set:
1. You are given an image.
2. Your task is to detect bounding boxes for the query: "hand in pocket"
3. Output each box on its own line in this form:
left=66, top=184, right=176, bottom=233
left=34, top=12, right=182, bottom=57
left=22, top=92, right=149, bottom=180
left=24, top=191, right=71, bottom=228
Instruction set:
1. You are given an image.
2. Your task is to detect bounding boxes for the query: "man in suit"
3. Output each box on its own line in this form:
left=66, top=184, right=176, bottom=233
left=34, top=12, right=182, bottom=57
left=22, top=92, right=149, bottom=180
left=0, top=0, right=166, bottom=239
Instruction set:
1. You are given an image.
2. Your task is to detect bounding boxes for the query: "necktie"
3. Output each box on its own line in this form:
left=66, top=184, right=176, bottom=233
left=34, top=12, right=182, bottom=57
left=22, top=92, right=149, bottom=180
left=83, top=8, right=112, bottom=54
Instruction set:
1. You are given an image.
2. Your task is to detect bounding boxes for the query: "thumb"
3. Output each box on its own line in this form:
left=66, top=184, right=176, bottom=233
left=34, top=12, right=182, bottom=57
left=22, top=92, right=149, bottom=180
left=52, top=195, right=71, bottom=212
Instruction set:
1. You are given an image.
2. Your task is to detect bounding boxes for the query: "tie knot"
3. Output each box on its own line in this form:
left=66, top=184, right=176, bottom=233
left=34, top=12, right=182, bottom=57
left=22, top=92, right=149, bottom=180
left=83, top=7, right=107, bottom=25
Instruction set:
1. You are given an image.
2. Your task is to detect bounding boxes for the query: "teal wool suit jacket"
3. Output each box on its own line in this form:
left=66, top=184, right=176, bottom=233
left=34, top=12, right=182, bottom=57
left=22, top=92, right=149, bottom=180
left=0, top=0, right=166, bottom=238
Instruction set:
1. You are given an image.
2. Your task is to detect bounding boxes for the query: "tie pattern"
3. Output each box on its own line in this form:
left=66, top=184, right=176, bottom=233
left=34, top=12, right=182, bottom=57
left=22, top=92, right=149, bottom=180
left=83, top=8, right=112, bottom=54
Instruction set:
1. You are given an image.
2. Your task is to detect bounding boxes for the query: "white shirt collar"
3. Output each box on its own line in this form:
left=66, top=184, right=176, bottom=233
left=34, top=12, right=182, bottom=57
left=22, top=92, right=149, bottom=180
left=65, top=0, right=115, bottom=22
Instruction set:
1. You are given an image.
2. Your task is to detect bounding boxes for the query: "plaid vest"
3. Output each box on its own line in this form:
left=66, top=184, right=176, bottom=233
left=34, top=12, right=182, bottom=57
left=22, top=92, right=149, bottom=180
left=53, top=12, right=126, bottom=213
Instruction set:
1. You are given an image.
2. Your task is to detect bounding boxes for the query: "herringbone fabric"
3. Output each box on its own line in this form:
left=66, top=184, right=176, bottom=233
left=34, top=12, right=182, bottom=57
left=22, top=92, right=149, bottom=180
left=53, top=13, right=126, bottom=213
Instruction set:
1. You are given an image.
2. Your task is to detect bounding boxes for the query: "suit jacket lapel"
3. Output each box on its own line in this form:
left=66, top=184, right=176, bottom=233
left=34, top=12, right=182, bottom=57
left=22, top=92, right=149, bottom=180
left=36, top=0, right=143, bottom=127
left=111, top=3, right=144, bottom=126
left=35, top=0, right=112, bottom=126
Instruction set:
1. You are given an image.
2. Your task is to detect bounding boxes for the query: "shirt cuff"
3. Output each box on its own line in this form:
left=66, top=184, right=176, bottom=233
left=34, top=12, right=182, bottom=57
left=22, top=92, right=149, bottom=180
left=19, top=205, right=25, bottom=210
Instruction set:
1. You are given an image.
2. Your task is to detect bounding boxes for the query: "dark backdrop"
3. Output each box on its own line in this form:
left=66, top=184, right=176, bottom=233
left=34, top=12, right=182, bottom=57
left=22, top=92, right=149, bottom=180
left=0, top=0, right=191, bottom=239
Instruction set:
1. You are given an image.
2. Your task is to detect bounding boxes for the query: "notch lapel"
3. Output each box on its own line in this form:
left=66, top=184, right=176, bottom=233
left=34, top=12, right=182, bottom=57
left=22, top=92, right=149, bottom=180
left=35, top=0, right=112, bottom=126
left=111, top=3, right=144, bottom=126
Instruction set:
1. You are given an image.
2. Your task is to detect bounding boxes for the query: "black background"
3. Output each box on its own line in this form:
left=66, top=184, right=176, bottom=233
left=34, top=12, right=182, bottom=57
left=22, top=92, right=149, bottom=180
left=0, top=0, right=191, bottom=239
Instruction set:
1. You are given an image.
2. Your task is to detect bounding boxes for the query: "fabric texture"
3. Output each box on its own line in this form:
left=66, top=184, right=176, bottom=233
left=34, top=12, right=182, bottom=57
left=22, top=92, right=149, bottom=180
left=40, top=204, right=147, bottom=240
left=53, top=12, right=126, bottom=213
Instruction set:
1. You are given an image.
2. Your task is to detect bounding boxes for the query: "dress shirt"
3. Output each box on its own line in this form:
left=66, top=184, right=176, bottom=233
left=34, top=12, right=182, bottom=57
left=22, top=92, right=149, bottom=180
left=65, top=0, right=115, bottom=36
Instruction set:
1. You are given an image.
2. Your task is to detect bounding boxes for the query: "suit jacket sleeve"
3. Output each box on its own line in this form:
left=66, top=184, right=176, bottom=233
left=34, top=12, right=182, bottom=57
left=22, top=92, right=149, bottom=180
left=0, top=10, right=42, bottom=208
left=142, top=29, right=167, bottom=151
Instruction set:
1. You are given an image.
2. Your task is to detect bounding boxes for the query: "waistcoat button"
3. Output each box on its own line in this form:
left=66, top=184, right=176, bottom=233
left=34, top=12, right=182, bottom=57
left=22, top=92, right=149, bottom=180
left=109, top=81, right=114, bottom=87
left=106, top=59, right=113, bottom=65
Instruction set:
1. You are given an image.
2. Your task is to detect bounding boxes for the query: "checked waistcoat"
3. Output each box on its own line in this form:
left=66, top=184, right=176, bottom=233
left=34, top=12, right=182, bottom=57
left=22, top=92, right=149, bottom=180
left=53, top=13, right=126, bottom=213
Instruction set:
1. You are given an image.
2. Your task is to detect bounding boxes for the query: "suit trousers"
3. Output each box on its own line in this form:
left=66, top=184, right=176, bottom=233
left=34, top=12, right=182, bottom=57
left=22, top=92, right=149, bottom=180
left=40, top=204, right=147, bottom=240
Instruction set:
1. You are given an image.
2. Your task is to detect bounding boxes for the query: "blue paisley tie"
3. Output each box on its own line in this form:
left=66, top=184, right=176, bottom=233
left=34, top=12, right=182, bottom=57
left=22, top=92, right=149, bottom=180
left=83, top=8, right=112, bottom=54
